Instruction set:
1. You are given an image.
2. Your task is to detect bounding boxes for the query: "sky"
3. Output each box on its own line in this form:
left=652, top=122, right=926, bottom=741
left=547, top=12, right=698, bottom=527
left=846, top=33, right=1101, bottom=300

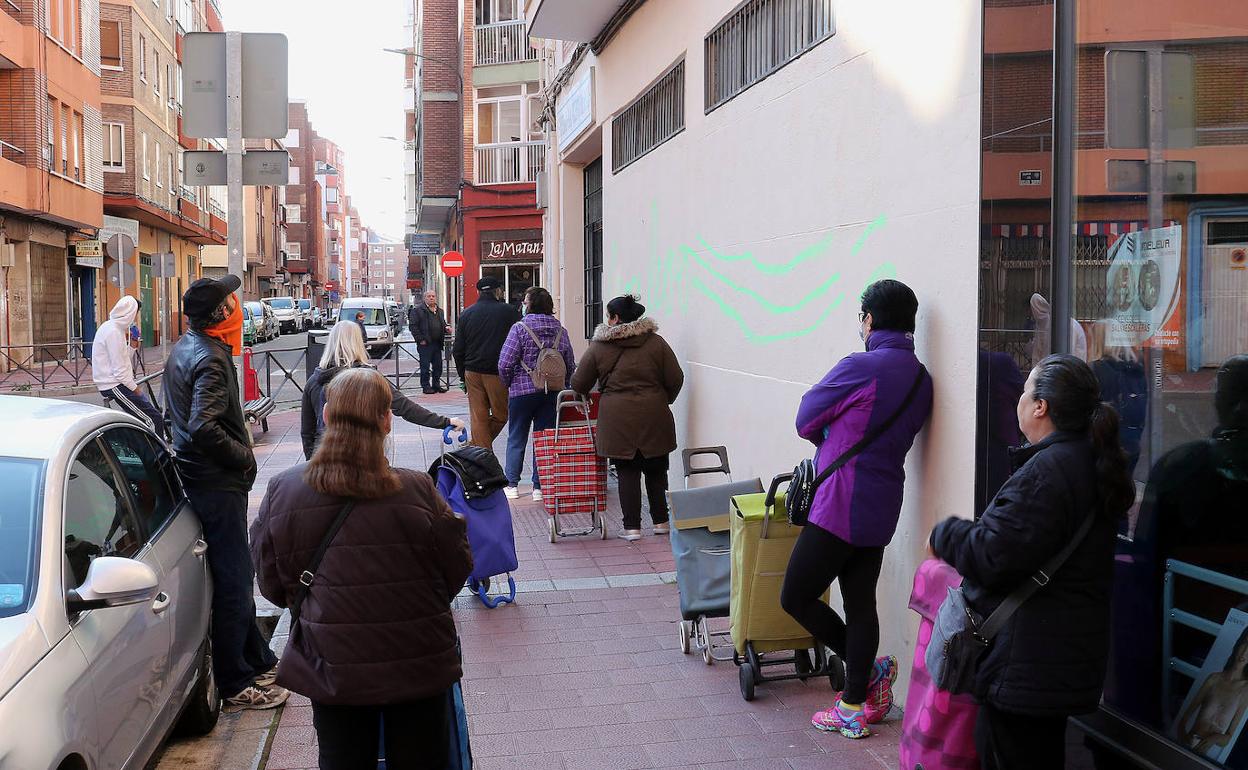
left=221, top=0, right=409, bottom=239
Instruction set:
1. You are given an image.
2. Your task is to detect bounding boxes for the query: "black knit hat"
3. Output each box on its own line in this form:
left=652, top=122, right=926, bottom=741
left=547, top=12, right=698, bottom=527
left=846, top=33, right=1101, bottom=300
left=183, top=274, right=241, bottom=320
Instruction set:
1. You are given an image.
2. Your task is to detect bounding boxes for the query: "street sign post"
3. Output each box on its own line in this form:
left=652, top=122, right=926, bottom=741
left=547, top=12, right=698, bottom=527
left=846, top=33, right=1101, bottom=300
left=105, top=234, right=135, bottom=295
left=441, top=251, right=465, bottom=277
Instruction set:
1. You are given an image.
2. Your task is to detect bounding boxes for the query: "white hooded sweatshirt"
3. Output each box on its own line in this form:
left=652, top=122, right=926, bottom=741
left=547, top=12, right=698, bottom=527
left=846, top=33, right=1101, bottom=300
left=92, top=296, right=139, bottom=391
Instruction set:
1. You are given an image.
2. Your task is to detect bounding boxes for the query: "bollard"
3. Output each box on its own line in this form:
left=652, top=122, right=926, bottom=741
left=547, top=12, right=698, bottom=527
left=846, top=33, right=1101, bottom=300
left=306, top=329, right=329, bottom=380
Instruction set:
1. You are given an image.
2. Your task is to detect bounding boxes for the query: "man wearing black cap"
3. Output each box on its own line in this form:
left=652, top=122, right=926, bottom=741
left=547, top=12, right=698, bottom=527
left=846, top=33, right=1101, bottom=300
left=452, top=276, right=520, bottom=448
left=165, top=275, right=289, bottom=711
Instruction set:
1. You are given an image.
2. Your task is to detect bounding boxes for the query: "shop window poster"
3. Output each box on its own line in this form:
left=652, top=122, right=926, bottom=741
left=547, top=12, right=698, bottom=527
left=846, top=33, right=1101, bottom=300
left=1173, top=608, right=1248, bottom=767
left=1105, top=224, right=1183, bottom=349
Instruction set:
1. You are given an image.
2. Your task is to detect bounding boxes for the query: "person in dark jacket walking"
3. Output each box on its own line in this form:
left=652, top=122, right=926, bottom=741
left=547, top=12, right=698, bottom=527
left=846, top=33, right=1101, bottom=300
left=165, top=274, right=289, bottom=711
left=929, top=354, right=1134, bottom=770
left=409, top=289, right=450, bottom=394
left=780, top=280, right=934, bottom=740
left=300, top=321, right=463, bottom=460
left=498, top=287, right=576, bottom=500
left=252, top=367, right=473, bottom=770
left=452, top=276, right=520, bottom=449
left=570, top=295, right=683, bottom=541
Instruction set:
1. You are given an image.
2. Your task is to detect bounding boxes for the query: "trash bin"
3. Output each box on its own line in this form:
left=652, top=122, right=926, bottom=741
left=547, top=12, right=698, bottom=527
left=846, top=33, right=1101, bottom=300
left=306, top=328, right=329, bottom=380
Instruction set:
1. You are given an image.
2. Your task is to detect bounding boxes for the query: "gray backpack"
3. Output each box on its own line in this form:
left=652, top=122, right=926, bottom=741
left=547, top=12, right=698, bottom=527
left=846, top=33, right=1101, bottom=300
left=520, top=324, right=566, bottom=393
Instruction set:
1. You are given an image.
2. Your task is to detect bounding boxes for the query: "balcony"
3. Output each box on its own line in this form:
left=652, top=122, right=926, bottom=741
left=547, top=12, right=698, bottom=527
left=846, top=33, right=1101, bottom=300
left=475, top=21, right=537, bottom=67
left=474, top=141, right=545, bottom=185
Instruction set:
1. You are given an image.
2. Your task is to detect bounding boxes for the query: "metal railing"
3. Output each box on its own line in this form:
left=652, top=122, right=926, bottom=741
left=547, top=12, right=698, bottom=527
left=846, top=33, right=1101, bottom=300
left=474, top=141, right=545, bottom=185
left=0, top=138, right=24, bottom=160
left=1162, top=560, right=1248, bottom=722
left=0, top=342, right=162, bottom=392
left=474, top=21, right=536, bottom=67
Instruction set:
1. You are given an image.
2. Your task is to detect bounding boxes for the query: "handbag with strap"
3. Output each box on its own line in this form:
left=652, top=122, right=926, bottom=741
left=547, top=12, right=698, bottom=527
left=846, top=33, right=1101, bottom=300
left=786, top=365, right=927, bottom=526
left=289, top=500, right=357, bottom=628
left=926, top=511, right=1097, bottom=695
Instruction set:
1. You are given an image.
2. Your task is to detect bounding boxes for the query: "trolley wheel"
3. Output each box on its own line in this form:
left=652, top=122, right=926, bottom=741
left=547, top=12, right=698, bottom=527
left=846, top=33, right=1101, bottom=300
left=702, top=644, right=713, bottom=666
left=468, top=578, right=479, bottom=593
left=598, top=512, right=608, bottom=539
left=548, top=518, right=557, bottom=544
left=794, top=648, right=813, bottom=680
left=679, top=621, right=692, bottom=655
left=739, top=662, right=757, bottom=701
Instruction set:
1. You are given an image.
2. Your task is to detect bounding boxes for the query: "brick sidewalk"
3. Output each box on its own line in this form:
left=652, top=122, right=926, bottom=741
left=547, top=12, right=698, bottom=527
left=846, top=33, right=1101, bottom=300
left=240, top=394, right=904, bottom=769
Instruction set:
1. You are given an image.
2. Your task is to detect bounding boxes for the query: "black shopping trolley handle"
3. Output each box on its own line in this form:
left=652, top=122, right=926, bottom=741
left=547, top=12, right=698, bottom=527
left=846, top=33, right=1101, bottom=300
left=681, top=446, right=731, bottom=480
left=761, top=472, right=794, bottom=540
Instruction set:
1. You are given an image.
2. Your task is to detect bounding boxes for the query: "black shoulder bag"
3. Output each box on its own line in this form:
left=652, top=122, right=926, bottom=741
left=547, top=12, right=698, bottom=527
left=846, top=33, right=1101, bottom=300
left=786, top=365, right=927, bottom=526
left=289, top=500, right=356, bottom=627
left=926, top=511, right=1096, bottom=695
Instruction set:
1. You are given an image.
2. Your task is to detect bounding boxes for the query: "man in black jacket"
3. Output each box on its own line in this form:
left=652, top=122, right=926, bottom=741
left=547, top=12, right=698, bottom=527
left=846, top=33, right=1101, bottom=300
left=452, top=276, right=519, bottom=448
left=409, top=289, right=450, bottom=394
left=165, top=275, right=289, bottom=711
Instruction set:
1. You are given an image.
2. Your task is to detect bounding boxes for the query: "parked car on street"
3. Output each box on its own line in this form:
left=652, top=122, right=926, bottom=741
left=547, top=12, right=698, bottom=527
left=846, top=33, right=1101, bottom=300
left=338, top=297, right=395, bottom=358
left=0, top=396, right=218, bottom=770
left=243, top=303, right=259, bottom=347
left=327, top=306, right=339, bottom=326
left=262, top=297, right=302, bottom=335
left=298, top=299, right=324, bottom=329
left=244, top=301, right=278, bottom=343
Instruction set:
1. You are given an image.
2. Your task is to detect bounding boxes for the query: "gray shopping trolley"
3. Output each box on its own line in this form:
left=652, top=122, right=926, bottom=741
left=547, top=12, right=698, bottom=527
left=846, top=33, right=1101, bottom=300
left=668, top=447, right=762, bottom=665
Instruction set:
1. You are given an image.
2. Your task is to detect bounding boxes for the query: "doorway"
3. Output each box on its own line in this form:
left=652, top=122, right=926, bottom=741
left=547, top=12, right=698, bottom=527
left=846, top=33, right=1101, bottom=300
left=139, top=255, right=155, bottom=348
left=480, top=263, right=541, bottom=312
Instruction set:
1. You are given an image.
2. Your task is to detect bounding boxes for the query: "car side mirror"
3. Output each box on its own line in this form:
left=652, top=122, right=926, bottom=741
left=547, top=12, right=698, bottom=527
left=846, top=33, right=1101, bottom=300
left=66, top=556, right=159, bottom=613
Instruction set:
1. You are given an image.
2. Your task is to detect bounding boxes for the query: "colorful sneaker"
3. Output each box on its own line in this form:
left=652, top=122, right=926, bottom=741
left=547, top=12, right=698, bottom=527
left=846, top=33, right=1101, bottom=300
left=811, top=699, right=871, bottom=739
left=865, top=655, right=898, bottom=722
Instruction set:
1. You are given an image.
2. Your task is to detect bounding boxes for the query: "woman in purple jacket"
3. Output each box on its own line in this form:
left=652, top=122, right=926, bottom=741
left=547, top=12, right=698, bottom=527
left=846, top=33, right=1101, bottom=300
left=497, top=287, right=576, bottom=500
left=780, top=279, right=934, bottom=740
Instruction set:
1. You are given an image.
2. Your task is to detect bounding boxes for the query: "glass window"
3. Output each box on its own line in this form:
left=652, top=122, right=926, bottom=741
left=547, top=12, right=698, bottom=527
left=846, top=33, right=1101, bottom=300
left=102, top=428, right=182, bottom=537
left=64, top=440, right=141, bottom=589
left=0, top=458, right=45, bottom=619
left=979, top=2, right=1248, bottom=764
left=100, top=20, right=122, bottom=68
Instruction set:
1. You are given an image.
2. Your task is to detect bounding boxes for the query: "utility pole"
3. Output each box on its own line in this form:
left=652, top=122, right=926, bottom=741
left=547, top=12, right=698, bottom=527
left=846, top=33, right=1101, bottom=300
left=226, top=31, right=246, bottom=407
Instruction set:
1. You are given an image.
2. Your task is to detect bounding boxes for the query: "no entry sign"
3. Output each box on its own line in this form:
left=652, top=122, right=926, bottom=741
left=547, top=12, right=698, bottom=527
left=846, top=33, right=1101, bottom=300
left=441, top=251, right=465, bottom=277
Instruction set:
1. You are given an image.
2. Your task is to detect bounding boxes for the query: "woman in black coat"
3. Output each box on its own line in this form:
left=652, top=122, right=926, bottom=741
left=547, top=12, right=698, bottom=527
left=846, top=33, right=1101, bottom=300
left=930, top=354, right=1134, bottom=770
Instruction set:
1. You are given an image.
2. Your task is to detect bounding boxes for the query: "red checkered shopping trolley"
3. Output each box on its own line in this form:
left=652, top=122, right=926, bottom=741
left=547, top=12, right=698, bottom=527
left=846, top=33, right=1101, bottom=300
left=533, top=390, right=608, bottom=543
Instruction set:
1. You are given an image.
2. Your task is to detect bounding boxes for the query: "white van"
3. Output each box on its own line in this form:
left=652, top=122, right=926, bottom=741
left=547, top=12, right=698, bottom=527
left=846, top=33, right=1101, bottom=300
left=338, top=297, right=395, bottom=358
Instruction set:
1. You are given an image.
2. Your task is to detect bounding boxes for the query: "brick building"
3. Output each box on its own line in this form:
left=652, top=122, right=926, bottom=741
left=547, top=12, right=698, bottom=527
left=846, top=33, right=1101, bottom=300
left=408, top=0, right=544, bottom=320
left=366, top=238, right=405, bottom=299
left=99, top=0, right=226, bottom=347
left=0, top=0, right=104, bottom=359
left=282, top=101, right=324, bottom=301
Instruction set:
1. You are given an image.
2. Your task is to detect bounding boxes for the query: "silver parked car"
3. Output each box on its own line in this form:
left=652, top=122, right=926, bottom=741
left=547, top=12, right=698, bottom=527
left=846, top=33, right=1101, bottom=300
left=0, top=396, right=218, bottom=770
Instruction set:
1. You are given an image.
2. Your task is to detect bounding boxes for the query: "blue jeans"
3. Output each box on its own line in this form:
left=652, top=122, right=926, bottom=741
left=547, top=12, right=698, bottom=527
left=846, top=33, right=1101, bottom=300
left=185, top=487, right=277, bottom=698
left=505, top=391, right=558, bottom=488
left=417, top=340, right=443, bottom=391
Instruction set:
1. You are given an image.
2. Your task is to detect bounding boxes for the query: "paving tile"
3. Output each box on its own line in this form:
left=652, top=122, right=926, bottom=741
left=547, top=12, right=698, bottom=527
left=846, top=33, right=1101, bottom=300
left=562, top=746, right=653, bottom=770
left=672, top=712, right=765, bottom=740
left=729, top=730, right=823, bottom=760
left=591, top=719, right=682, bottom=749
left=644, top=736, right=739, bottom=767
left=475, top=753, right=567, bottom=770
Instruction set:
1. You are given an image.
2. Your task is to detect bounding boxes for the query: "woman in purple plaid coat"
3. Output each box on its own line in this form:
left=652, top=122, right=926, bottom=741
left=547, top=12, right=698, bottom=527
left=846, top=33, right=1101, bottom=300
left=497, top=287, right=576, bottom=501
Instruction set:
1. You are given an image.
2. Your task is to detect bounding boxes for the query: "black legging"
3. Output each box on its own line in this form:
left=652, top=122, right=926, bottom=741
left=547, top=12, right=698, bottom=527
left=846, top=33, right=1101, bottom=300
left=613, top=452, right=670, bottom=530
left=780, top=524, right=885, bottom=704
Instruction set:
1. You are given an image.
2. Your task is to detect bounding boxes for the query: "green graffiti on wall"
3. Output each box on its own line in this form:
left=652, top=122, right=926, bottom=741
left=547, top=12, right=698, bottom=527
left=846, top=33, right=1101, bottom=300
left=616, top=213, right=892, bottom=344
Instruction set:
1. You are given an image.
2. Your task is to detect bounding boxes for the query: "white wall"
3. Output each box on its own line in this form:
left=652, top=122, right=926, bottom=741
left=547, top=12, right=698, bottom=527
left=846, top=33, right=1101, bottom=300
left=547, top=0, right=982, bottom=685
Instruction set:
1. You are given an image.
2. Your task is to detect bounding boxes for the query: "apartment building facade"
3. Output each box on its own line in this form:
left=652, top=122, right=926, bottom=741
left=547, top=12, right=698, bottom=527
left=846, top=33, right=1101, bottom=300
left=282, top=101, right=324, bottom=301
left=0, top=0, right=104, bottom=358
left=408, top=0, right=544, bottom=320
left=367, top=238, right=406, bottom=300
left=98, top=0, right=229, bottom=347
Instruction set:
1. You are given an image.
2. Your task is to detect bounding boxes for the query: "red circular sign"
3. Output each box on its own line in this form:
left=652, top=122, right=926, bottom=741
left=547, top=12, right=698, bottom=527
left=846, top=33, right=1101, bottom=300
left=441, top=251, right=465, bottom=278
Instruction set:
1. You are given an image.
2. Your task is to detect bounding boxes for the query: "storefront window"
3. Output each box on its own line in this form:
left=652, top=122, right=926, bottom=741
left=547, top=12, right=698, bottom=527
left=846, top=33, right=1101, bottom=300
left=479, top=264, right=539, bottom=312
left=1076, top=8, right=1248, bottom=766
left=980, top=2, right=1248, bottom=765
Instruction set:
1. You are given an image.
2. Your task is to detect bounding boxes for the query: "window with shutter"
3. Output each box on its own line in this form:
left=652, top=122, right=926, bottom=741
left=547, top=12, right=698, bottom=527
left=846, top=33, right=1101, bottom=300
left=100, top=20, right=122, bottom=68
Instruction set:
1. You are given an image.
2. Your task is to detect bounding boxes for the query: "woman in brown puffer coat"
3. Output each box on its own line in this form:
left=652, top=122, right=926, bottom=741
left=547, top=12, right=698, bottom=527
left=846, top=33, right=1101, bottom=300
left=251, top=367, right=472, bottom=769
left=571, top=295, right=684, bottom=541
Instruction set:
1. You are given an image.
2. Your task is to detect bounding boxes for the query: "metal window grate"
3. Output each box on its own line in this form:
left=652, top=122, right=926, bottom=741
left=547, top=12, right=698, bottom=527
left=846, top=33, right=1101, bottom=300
left=611, top=61, right=685, bottom=173
left=704, top=0, right=835, bottom=113
left=584, top=159, right=604, bottom=339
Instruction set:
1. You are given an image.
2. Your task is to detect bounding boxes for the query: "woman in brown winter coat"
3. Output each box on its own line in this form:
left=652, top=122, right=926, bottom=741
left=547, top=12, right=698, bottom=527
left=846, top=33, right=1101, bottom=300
left=251, top=367, right=472, bottom=770
left=571, top=295, right=684, bottom=540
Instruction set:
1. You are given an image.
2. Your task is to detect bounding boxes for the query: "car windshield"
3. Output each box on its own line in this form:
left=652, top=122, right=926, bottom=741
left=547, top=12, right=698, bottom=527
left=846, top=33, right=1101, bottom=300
left=298, top=299, right=311, bottom=310
left=347, top=307, right=387, bottom=325
left=245, top=302, right=264, bottom=316
left=0, top=458, right=45, bottom=618
left=267, top=298, right=294, bottom=309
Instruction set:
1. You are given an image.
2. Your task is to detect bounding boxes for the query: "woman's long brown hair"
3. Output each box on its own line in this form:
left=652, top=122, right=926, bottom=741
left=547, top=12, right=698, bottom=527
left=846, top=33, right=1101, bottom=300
left=304, top=368, right=401, bottom=499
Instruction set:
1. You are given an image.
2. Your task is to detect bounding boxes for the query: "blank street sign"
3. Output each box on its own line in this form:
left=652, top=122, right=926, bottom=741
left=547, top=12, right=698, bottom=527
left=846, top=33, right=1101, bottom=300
left=243, top=150, right=290, bottom=185
left=182, top=33, right=227, bottom=139
left=184, top=150, right=227, bottom=186
left=182, top=32, right=289, bottom=140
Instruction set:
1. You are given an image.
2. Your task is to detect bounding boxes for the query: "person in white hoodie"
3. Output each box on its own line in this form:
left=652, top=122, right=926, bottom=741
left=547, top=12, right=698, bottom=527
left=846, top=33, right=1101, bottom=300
left=93, top=295, right=165, bottom=437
